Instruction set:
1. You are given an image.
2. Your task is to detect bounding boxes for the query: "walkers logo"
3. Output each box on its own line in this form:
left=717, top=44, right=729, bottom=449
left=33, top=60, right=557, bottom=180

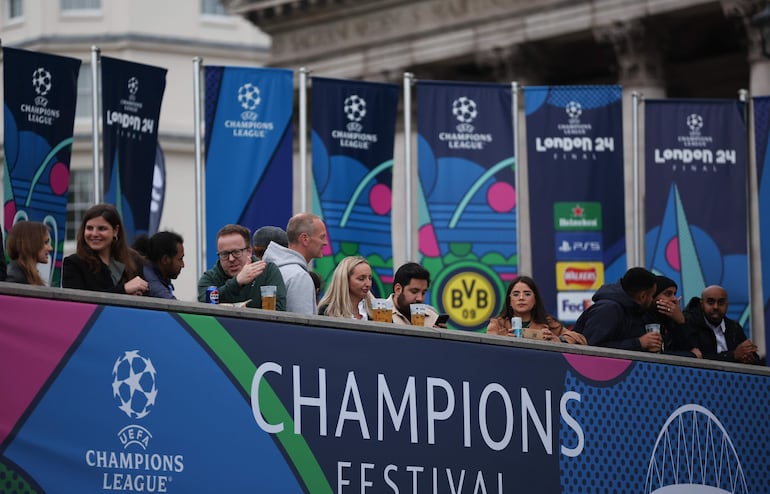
left=20, top=66, right=62, bottom=126
left=555, top=232, right=602, bottom=261
left=553, top=202, right=602, bottom=231
left=85, top=350, right=185, bottom=492
left=653, top=112, right=737, bottom=168
left=557, top=291, right=594, bottom=321
left=556, top=262, right=603, bottom=291
left=330, top=93, right=379, bottom=150
left=533, top=99, right=615, bottom=158
left=225, top=82, right=274, bottom=138
left=438, top=96, right=493, bottom=150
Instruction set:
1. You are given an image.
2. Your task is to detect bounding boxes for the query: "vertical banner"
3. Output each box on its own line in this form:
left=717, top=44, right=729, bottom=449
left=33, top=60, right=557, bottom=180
left=645, top=100, right=749, bottom=332
left=754, top=96, right=770, bottom=350
left=101, top=56, right=167, bottom=244
left=311, top=77, right=399, bottom=295
left=205, top=66, right=293, bottom=267
left=525, top=86, right=626, bottom=324
left=2, top=47, right=81, bottom=287
left=417, top=81, right=515, bottom=331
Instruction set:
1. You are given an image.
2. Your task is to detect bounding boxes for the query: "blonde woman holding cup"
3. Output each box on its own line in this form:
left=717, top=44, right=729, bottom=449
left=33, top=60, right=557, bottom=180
left=318, top=256, right=374, bottom=320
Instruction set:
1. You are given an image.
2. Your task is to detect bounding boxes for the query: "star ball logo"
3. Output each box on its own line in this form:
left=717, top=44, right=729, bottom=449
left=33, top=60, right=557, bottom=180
left=225, top=82, right=274, bottom=138
left=112, top=350, right=158, bottom=420
left=452, top=96, right=478, bottom=131
left=344, top=94, right=366, bottom=132
left=686, top=113, right=703, bottom=136
left=128, top=76, right=139, bottom=99
left=32, top=67, right=52, bottom=106
left=565, top=101, right=582, bottom=124
left=238, top=83, right=261, bottom=112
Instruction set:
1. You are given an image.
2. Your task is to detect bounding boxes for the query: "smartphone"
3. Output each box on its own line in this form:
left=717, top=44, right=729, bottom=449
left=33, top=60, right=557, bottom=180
left=436, top=313, right=450, bottom=325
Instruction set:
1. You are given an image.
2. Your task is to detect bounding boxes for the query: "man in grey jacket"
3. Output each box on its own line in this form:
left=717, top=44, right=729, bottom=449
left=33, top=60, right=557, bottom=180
left=263, top=213, right=327, bottom=315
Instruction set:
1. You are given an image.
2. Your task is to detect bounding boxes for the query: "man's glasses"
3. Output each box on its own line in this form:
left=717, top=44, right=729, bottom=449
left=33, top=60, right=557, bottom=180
left=217, top=247, right=250, bottom=261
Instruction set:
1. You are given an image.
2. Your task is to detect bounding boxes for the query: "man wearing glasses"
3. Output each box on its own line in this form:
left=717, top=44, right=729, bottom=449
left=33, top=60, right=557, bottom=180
left=197, top=224, right=286, bottom=310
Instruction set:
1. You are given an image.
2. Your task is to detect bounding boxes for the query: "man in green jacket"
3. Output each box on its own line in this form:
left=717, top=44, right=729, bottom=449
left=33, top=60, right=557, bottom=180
left=197, top=224, right=286, bottom=310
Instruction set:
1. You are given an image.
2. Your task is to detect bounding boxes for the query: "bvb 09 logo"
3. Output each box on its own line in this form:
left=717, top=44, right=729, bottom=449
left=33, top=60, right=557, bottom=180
left=439, top=268, right=497, bottom=329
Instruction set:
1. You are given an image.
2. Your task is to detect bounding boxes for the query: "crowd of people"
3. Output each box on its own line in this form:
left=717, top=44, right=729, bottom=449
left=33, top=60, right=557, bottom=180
left=0, top=203, right=763, bottom=366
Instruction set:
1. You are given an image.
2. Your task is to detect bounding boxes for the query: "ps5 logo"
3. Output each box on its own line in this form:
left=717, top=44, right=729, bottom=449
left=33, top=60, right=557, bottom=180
left=555, top=232, right=602, bottom=261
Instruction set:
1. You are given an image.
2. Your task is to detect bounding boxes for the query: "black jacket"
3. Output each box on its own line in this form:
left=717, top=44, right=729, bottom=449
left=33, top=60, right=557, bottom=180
left=573, top=282, right=647, bottom=350
left=684, top=297, right=756, bottom=363
left=62, top=254, right=134, bottom=294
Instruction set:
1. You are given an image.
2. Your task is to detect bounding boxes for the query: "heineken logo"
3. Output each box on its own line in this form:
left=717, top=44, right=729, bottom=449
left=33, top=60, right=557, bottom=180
left=553, top=202, right=602, bottom=231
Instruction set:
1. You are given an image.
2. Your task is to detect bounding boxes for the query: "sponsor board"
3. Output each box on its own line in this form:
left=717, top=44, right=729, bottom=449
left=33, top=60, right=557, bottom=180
left=554, top=232, right=603, bottom=261
left=556, top=262, right=604, bottom=291
left=557, top=291, right=595, bottom=322
left=553, top=202, right=602, bottom=231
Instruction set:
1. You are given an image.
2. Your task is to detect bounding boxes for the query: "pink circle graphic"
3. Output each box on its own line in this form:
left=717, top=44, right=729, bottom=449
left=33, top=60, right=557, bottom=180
left=563, top=353, right=634, bottom=382
left=487, top=182, right=516, bottom=213
left=49, top=162, right=70, bottom=196
left=665, top=237, right=681, bottom=271
left=368, top=183, right=392, bottom=216
left=418, top=224, right=441, bottom=257
left=4, top=201, right=17, bottom=230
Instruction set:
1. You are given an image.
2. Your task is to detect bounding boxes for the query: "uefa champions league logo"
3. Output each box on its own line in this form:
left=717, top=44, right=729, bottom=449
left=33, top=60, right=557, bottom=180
left=112, top=350, right=158, bottom=420
left=686, top=113, right=703, bottom=135
left=128, top=77, right=139, bottom=96
left=565, top=101, right=582, bottom=123
left=452, top=96, right=477, bottom=132
left=238, top=83, right=261, bottom=111
left=32, top=67, right=52, bottom=106
left=344, top=94, right=366, bottom=131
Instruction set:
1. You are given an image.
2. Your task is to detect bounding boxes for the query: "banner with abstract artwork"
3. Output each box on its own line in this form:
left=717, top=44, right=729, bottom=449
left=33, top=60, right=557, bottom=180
left=524, top=86, right=626, bottom=323
left=311, top=77, right=400, bottom=295
left=416, top=81, right=515, bottom=331
left=204, top=66, right=293, bottom=267
left=101, top=56, right=167, bottom=244
left=2, top=47, right=81, bottom=287
left=645, top=99, right=749, bottom=333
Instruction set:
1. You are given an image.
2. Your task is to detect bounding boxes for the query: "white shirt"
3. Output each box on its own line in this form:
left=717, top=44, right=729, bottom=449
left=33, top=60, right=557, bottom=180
left=705, top=316, right=728, bottom=353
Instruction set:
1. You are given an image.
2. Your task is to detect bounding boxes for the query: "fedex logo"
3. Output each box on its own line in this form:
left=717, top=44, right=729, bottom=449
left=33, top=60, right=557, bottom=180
left=557, top=292, right=594, bottom=322
left=555, top=232, right=602, bottom=261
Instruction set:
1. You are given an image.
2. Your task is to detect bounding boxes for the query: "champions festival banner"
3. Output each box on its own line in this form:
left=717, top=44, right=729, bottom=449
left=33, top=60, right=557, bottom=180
left=2, top=291, right=770, bottom=493
left=753, top=96, right=770, bottom=351
left=524, top=86, right=626, bottom=324
left=416, top=81, right=515, bottom=331
left=2, top=47, right=80, bottom=287
left=101, top=57, right=167, bottom=244
left=311, top=77, right=400, bottom=294
left=204, top=66, right=293, bottom=267
left=644, top=99, right=749, bottom=333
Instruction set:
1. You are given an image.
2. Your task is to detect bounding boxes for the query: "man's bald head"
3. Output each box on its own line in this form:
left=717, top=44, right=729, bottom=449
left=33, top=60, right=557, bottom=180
left=700, top=285, right=728, bottom=326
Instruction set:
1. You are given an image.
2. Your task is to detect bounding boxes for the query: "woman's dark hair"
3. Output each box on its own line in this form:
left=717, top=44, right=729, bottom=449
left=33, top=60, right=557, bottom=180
left=76, top=203, right=138, bottom=278
left=495, top=275, right=549, bottom=324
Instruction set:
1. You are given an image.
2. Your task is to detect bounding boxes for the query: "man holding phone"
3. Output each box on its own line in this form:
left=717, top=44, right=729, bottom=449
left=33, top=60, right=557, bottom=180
left=387, top=262, right=446, bottom=328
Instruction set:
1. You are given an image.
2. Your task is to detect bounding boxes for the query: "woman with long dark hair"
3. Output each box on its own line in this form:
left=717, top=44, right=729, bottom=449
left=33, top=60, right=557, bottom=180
left=62, top=204, right=148, bottom=295
left=5, top=221, right=52, bottom=285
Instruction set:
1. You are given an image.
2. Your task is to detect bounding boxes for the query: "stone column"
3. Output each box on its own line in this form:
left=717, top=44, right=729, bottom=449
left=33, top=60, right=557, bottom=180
left=595, top=20, right=666, bottom=269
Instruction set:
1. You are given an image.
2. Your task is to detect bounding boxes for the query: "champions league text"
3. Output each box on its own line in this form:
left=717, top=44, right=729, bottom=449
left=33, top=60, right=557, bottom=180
left=85, top=450, right=184, bottom=492
left=251, top=362, right=584, bottom=493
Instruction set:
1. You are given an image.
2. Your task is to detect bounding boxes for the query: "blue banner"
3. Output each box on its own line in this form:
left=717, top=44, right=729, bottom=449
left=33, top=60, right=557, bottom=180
left=311, top=77, right=399, bottom=295
left=3, top=291, right=770, bottom=492
left=525, top=86, right=626, bottom=323
left=2, top=47, right=81, bottom=287
left=205, top=66, right=293, bottom=267
left=753, top=96, right=770, bottom=352
left=645, top=99, right=749, bottom=332
left=416, top=81, right=515, bottom=331
left=101, top=56, right=167, bottom=244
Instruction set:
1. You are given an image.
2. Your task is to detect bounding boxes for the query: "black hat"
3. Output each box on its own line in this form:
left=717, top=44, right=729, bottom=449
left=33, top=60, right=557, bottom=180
left=252, top=226, right=288, bottom=248
left=654, top=275, right=677, bottom=297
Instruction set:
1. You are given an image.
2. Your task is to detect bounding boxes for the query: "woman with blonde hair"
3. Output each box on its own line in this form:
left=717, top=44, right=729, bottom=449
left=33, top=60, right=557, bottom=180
left=62, top=204, right=148, bottom=295
left=318, top=256, right=374, bottom=320
left=5, top=221, right=52, bottom=285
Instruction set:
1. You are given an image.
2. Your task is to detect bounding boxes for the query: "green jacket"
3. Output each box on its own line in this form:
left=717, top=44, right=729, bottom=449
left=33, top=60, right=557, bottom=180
left=197, top=256, right=287, bottom=310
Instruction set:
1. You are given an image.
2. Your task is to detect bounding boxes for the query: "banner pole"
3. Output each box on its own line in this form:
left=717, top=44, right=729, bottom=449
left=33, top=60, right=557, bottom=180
left=90, top=46, right=101, bottom=203
left=403, top=72, right=415, bottom=261
left=299, top=67, right=309, bottom=213
left=512, top=81, right=521, bottom=272
left=631, top=90, right=642, bottom=267
left=193, top=57, right=205, bottom=282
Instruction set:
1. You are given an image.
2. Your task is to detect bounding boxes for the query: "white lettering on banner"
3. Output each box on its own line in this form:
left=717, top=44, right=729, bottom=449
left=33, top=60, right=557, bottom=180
left=102, top=472, right=169, bottom=492
left=20, top=103, right=62, bottom=126
left=338, top=463, right=505, bottom=494
left=105, top=111, right=157, bottom=135
left=250, top=362, right=584, bottom=455
left=223, top=118, right=275, bottom=139
left=653, top=148, right=736, bottom=165
left=534, top=137, right=614, bottom=153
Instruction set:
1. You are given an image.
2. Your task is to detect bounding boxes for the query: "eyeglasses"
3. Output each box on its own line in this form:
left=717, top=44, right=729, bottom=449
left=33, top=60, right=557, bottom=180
left=217, top=247, right=250, bottom=260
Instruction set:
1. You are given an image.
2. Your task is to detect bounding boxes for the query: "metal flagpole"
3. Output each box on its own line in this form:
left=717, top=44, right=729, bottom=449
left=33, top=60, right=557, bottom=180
left=91, top=46, right=101, bottom=203
left=631, top=90, right=642, bottom=267
left=403, top=72, right=415, bottom=261
left=299, top=67, right=309, bottom=213
left=512, top=81, right=521, bottom=271
left=193, top=57, right=205, bottom=281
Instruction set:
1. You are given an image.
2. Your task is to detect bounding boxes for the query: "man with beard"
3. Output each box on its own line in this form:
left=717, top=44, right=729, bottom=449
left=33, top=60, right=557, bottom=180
left=684, top=285, right=760, bottom=364
left=387, top=262, right=444, bottom=327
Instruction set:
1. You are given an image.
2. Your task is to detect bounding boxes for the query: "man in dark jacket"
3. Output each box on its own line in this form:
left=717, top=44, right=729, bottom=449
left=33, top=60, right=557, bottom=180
left=574, top=267, right=662, bottom=352
left=684, top=285, right=760, bottom=364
